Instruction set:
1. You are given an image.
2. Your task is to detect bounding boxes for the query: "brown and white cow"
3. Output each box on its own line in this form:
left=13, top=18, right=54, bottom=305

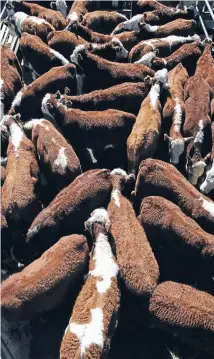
left=133, top=0, right=183, bottom=15
left=26, top=169, right=113, bottom=258
left=24, top=119, right=82, bottom=191
left=20, top=33, right=69, bottom=79
left=6, top=0, right=67, bottom=30
left=134, top=159, right=214, bottom=234
left=69, top=45, right=154, bottom=93
left=201, top=123, right=214, bottom=195
left=163, top=63, right=191, bottom=165
left=1, top=234, right=88, bottom=321
left=184, top=73, right=212, bottom=185
left=9, top=64, right=77, bottom=122
left=67, top=0, right=97, bottom=22
left=149, top=281, right=214, bottom=354
left=2, top=115, right=41, bottom=227
left=6, top=10, right=55, bottom=43
left=139, top=196, right=214, bottom=284
left=82, top=10, right=128, bottom=34
left=50, top=0, right=68, bottom=18
left=0, top=46, right=23, bottom=120
left=127, top=69, right=168, bottom=174
left=108, top=169, right=159, bottom=297
left=129, top=34, right=200, bottom=63
left=41, top=92, right=135, bottom=151
left=60, top=208, right=120, bottom=359
left=59, top=81, right=151, bottom=115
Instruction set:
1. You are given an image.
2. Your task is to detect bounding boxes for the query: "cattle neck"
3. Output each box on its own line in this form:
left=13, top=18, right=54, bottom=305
left=68, top=23, right=93, bottom=42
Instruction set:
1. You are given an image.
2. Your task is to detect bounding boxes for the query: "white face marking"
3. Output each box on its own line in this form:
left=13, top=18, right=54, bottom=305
left=70, top=45, right=85, bottom=66
left=200, top=161, right=214, bottom=194
left=67, top=11, right=78, bottom=22
left=154, top=68, right=168, bottom=88
left=168, top=138, right=185, bottom=165
left=55, top=0, right=68, bottom=17
left=199, top=195, right=214, bottom=217
left=144, top=23, right=159, bottom=33
left=134, top=51, right=156, bottom=67
left=11, top=89, right=24, bottom=109
left=112, top=14, right=142, bottom=34
left=90, top=232, right=119, bottom=293
left=54, top=147, right=68, bottom=172
left=194, top=120, right=204, bottom=144
left=14, top=12, right=28, bottom=33
left=86, top=208, right=110, bottom=232
left=149, top=83, right=160, bottom=110
left=112, top=38, right=128, bottom=60
left=187, top=161, right=206, bottom=185
left=24, top=119, right=50, bottom=131
left=41, top=93, right=52, bottom=117
left=49, top=48, right=69, bottom=65
left=69, top=308, right=104, bottom=356
left=111, top=189, right=121, bottom=207
left=9, top=123, right=23, bottom=156
left=111, top=168, right=127, bottom=177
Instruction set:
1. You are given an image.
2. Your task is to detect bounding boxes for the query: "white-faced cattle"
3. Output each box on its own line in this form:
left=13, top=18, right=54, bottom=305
left=70, top=45, right=154, bottom=93
left=139, top=196, right=214, bottom=285
left=129, top=34, right=200, bottom=62
left=82, top=10, right=128, bottom=34
left=59, top=81, right=151, bottom=115
left=163, top=63, right=191, bottom=165
left=127, top=69, right=168, bottom=174
left=41, top=92, right=135, bottom=151
left=9, top=64, right=77, bottom=122
left=133, top=0, right=184, bottom=15
left=60, top=208, right=120, bottom=359
left=6, top=0, right=67, bottom=30
left=134, top=159, right=214, bottom=234
left=201, top=123, right=214, bottom=195
left=108, top=169, right=159, bottom=297
left=1, top=234, right=88, bottom=321
left=50, top=0, right=68, bottom=18
left=67, top=0, right=96, bottom=22
left=20, top=33, right=69, bottom=79
left=0, top=46, right=23, bottom=120
left=24, top=118, right=82, bottom=190
left=2, top=115, right=41, bottom=228
left=26, top=169, right=113, bottom=258
left=149, top=281, right=214, bottom=354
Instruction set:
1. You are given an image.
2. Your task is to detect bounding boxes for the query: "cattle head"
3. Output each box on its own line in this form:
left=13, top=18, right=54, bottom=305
left=164, top=135, right=193, bottom=165
left=85, top=208, right=111, bottom=237
left=111, top=38, right=128, bottom=61
left=186, top=154, right=210, bottom=185
left=200, top=160, right=214, bottom=194
left=50, top=0, right=68, bottom=18
left=70, top=45, right=86, bottom=70
left=153, top=68, right=168, bottom=90
left=41, top=93, right=55, bottom=121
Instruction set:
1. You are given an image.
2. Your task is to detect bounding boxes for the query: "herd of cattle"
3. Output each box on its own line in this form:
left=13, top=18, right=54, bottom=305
left=1, top=0, right=214, bottom=358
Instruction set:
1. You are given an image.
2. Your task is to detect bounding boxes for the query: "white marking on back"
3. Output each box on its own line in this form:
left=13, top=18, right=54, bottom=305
left=143, top=34, right=200, bottom=52
left=29, top=16, right=51, bottom=26
left=173, top=99, right=182, bottom=133
left=9, top=123, right=23, bottom=156
left=24, top=119, right=50, bottom=131
left=111, top=189, right=121, bottom=207
left=194, top=120, right=204, bottom=143
left=49, top=48, right=69, bottom=65
left=14, top=12, right=28, bottom=33
left=54, top=147, right=68, bottom=172
left=149, top=83, right=160, bottom=109
left=69, top=308, right=104, bottom=356
left=134, top=51, right=156, bottom=67
left=11, top=89, right=24, bottom=109
left=112, top=14, right=142, bottom=34
left=199, top=195, right=214, bottom=217
left=143, top=23, right=159, bottom=33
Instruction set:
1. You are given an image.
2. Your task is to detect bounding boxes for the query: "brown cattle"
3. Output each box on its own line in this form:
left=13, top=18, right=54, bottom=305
left=50, top=0, right=68, bottom=18
left=1, top=234, right=88, bottom=321
left=149, top=281, right=214, bottom=353
left=83, top=10, right=128, bottom=34
left=127, top=69, right=168, bottom=174
left=134, top=159, right=214, bottom=234
left=9, top=64, right=77, bottom=122
left=163, top=64, right=191, bottom=165
left=108, top=169, right=159, bottom=297
left=6, top=0, right=67, bottom=30
left=59, top=81, right=151, bottom=115
left=195, top=43, right=214, bottom=92
left=24, top=119, right=82, bottom=190
left=26, top=169, right=113, bottom=257
left=139, top=196, right=214, bottom=284
left=70, top=45, right=154, bottom=93
left=0, top=46, right=23, bottom=120
left=2, top=116, right=41, bottom=227
left=201, top=123, right=214, bottom=194
left=41, top=93, right=136, bottom=150
left=129, top=34, right=200, bottom=62
left=60, top=208, right=120, bottom=359
left=67, top=0, right=96, bottom=21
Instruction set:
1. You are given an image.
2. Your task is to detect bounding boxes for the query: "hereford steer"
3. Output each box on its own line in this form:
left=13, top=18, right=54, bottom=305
left=149, top=281, right=214, bottom=354
left=9, top=64, right=77, bottom=122
left=20, top=33, right=69, bottom=79
left=2, top=116, right=41, bottom=227
left=163, top=64, right=191, bottom=165
left=59, top=81, right=151, bottom=115
left=67, top=0, right=97, bottom=22
left=26, top=169, right=113, bottom=258
left=139, top=196, right=214, bottom=284
left=1, top=234, right=88, bottom=321
left=134, top=159, right=214, bottom=233
left=6, top=0, right=67, bottom=30
left=133, top=0, right=184, bottom=15
left=50, top=0, right=68, bottom=18
left=70, top=45, right=154, bottom=93
left=108, top=169, right=159, bottom=297
left=0, top=46, right=23, bottom=120
left=82, top=10, right=128, bottom=34
left=24, top=119, right=82, bottom=190
left=201, top=123, right=214, bottom=195
left=129, top=34, right=200, bottom=62
left=195, top=43, right=214, bottom=93
left=6, top=10, right=55, bottom=43
left=127, top=69, right=168, bottom=174
left=60, top=209, right=120, bottom=359
left=184, top=73, right=212, bottom=185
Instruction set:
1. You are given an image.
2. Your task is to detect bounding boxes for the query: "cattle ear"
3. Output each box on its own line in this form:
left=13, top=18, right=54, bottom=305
left=184, top=136, right=193, bottom=144
left=64, top=87, right=70, bottom=95
left=164, top=133, right=170, bottom=142
left=50, top=2, right=57, bottom=10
